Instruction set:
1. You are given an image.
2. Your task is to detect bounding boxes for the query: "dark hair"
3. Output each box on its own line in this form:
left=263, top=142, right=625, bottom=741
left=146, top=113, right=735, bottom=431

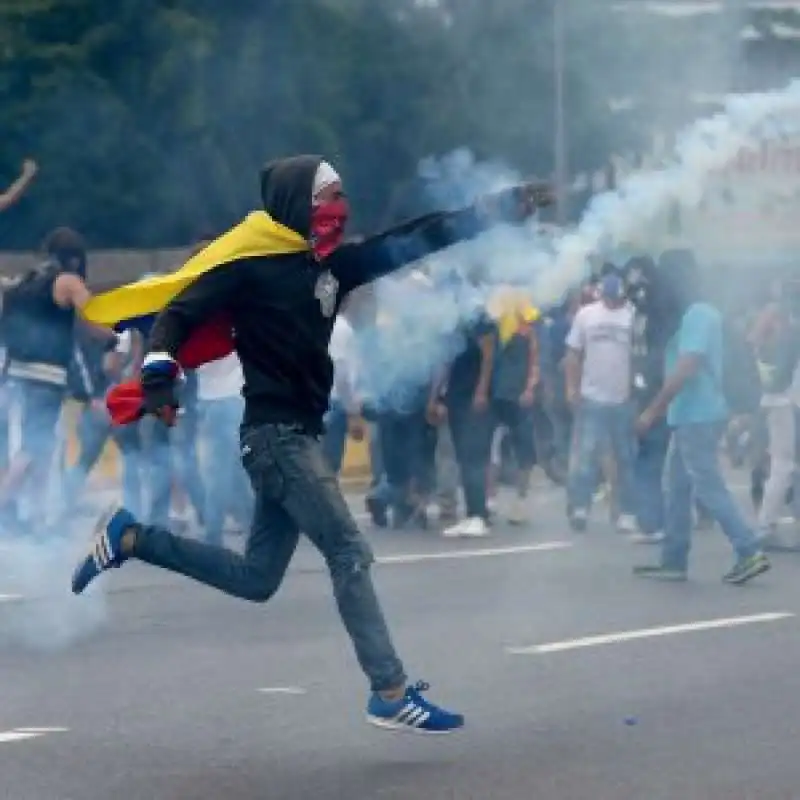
left=42, top=226, right=86, bottom=257
left=647, top=248, right=702, bottom=341
left=657, top=249, right=701, bottom=305
left=624, top=254, right=657, bottom=276
left=41, top=226, right=87, bottom=277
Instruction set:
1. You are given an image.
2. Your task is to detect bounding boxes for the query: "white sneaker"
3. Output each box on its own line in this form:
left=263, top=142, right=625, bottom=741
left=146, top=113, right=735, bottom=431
left=442, top=517, right=490, bottom=539
left=507, top=497, right=527, bottom=526
left=616, top=514, right=637, bottom=534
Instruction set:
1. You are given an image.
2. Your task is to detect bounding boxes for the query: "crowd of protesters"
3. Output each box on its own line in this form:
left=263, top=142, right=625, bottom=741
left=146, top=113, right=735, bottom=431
left=0, top=158, right=795, bottom=590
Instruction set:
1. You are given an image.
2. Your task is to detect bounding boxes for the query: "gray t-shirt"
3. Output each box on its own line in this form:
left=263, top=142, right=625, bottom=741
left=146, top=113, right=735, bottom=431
left=566, top=301, right=633, bottom=404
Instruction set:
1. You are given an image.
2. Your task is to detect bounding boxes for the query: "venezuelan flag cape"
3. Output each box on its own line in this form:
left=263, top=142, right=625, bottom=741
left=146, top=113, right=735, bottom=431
left=86, top=211, right=309, bottom=424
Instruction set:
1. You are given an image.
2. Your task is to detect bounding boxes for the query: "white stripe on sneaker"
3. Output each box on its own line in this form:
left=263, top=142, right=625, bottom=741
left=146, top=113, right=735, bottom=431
left=394, top=703, right=416, bottom=724
left=93, top=532, right=113, bottom=569
left=413, top=711, right=431, bottom=727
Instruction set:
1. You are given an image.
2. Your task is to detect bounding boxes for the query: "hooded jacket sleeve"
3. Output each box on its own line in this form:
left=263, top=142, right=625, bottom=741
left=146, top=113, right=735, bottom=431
left=148, top=262, right=246, bottom=357
left=330, top=206, right=485, bottom=294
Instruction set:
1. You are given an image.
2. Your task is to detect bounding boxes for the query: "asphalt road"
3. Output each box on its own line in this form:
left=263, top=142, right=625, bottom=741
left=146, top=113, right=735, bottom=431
left=2, top=484, right=800, bottom=800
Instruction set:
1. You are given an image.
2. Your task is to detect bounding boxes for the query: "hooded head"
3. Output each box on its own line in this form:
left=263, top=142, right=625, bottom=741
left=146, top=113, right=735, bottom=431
left=623, top=254, right=657, bottom=312
left=650, top=248, right=701, bottom=340
left=260, top=154, right=348, bottom=259
left=42, top=226, right=87, bottom=278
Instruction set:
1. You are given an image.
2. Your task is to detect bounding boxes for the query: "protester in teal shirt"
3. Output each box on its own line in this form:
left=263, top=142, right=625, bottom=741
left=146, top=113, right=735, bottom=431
left=633, top=249, right=768, bottom=585
left=664, top=302, right=728, bottom=427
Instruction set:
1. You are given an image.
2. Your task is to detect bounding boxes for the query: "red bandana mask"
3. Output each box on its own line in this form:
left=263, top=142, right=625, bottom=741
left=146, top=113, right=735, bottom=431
left=310, top=198, right=349, bottom=260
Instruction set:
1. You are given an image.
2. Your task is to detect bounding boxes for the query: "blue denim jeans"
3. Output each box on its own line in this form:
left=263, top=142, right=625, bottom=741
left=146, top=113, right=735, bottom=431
left=62, top=404, right=112, bottom=513
left=139, top=416, right=173, bottom=528
left=113, top=422, right=145, bottom=519
left=6, top=380, right=65, bottom=526
left=199, top=397, right=252, bottom=544
left=661, top=422, right=759, bottom=571
left=567, top=399, right=636, bottom=516
left=172, top=402, right=206, bottom=523
left=369, top=409, right=429, bottom=511
left=541, top=372, right=571, bottom=468
left=635, top=420, right=670, bottom=535
left=134, top=422, right=406, bottom=692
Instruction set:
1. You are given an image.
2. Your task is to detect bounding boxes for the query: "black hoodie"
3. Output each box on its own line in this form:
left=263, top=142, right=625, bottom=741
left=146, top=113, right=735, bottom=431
left=148, top=154, right=500, bottom=433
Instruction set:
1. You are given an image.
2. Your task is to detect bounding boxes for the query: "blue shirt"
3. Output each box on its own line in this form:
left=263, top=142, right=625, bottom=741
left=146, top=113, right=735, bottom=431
left=665, top=303, right=728, bottom=426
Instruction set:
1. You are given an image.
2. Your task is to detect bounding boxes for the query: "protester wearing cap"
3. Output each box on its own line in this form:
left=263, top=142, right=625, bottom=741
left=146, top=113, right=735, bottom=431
left=564, top=264, right=637, bottom=533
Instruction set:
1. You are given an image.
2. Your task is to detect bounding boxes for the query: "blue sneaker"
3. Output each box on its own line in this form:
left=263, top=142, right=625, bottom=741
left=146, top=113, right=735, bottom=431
left=366, top=681, right=464, bottom=734
left=71, top=506, right=137, bottom=595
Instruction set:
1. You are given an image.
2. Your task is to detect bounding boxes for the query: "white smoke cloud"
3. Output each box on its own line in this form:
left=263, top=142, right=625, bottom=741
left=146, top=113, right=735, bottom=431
left=359, top=80, right=800, bottom=405
left=0, top=535, right=107, bottom=652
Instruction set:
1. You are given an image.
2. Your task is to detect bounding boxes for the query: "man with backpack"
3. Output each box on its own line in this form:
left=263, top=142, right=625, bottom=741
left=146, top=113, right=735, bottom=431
left=633, top=250, right=769, bottom=584
left=0, top=227, right=118, bottom=532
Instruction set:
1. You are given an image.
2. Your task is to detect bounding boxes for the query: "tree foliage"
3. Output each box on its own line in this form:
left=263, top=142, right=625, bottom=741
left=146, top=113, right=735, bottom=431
left=0, top=0, right=625, bottom=249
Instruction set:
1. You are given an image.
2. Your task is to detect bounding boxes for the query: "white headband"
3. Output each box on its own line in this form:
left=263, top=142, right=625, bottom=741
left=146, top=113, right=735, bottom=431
left=312, top=161, right=341, bottom=202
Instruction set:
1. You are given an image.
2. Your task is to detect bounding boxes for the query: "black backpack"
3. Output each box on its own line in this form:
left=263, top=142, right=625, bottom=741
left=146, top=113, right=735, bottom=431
left=722, top=321, right=761, bottom=415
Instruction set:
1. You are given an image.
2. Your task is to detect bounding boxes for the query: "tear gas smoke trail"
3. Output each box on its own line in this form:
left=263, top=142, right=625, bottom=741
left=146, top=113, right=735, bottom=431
left=359, top=81, right=800, bottom=405
left=540, top=80, right=800, bottom=303
left=0, top=536, right=107, bottom=652
left=0, top=421, right=107, bottom=651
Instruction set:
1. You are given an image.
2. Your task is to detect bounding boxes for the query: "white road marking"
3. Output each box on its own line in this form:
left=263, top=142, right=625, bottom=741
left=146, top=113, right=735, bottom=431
left=507, top=612, right=795, bottom=655
left=0, top=727, right=68, bottom=744
left=378, top=541, right=572, bottom=566
left=0, top=594, right=22, bottom=603
left=0, top=732, right=41, bottom=744
left=257, top=687, right=307, bottom=696
left=13, top=727, right=70, bottom=734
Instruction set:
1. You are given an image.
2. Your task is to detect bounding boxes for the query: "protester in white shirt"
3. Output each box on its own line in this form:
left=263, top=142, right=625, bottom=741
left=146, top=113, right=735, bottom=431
left=564, top=271, right=637, bottom=533
left=197, top=353, right=253, bottom=544
left=322, top=314, right=363, bottom=474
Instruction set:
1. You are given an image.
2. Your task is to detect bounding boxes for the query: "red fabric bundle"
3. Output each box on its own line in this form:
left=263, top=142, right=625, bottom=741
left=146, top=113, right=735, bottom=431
left=106, top=314, right=234, bottom=426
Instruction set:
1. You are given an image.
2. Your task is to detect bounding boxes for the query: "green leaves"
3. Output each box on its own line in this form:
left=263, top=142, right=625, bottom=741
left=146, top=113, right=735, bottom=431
left=0, top=0, right=637, bottom=249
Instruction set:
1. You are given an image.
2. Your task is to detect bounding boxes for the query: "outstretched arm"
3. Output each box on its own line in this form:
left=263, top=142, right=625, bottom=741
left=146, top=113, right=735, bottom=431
left=0, top=160, right=38, bottom=212
left=53, top=273, right=117, bottom=343
left=331, top=182, right=553, bottom=294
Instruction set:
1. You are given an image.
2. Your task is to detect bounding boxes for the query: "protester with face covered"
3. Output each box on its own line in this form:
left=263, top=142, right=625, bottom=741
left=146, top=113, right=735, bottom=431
left=430, top=305, right=497, bottom=539
left=634, top=250, right=770, bottom=584
left=487, top=287, right=540, bottom=525
left=72, top=154, right=551, bottom=734
left=625, top=255, right=669, bottom=545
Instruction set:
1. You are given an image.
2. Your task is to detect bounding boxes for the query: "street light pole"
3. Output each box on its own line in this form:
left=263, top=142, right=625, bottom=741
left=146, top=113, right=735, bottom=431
left=554, top=0, right=568, bottom=226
